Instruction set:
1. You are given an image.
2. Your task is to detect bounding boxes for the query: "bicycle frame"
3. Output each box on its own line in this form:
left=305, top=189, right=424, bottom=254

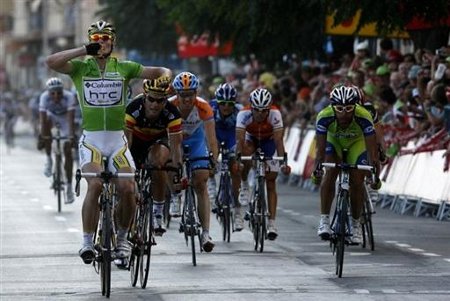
left=75, top=159, right=134, bottom=297
left=321, top=162, right=375, bottom=278
left=241, top=150, right=285, bottom=252
left=215, top=144, right=235, bottom=242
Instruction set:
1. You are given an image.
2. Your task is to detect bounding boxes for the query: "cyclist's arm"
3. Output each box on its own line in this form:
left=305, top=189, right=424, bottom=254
left=39, top=110, right=49, bottom=136
left=314, top=133, right=327, bottom=166
left=365, top=133, right=380, bottom=175
left=169, top=131, right=183, bottom=167
left=204, top=119, right=218, bottom=160
left=235, top=128, right=246, bottom=155
left=46, top=47, right=86, bottom=74
left=139, top=67, right=172, bottom=80
left=273, top=129, right=285, bottom=157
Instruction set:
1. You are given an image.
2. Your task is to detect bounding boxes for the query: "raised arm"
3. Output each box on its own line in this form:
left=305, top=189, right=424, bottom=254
left=46, top=47, right=87, bottom=74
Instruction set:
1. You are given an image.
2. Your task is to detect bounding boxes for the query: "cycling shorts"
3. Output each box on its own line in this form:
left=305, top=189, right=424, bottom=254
left=245, top=134, right=279, bottom=172
left=130, top=137, right=169, bottom=168
left=79, top=130, right=136, bottom=172
left=183, top=135, right=210, bottom=171
left=326, top=135, right=368, bottom=165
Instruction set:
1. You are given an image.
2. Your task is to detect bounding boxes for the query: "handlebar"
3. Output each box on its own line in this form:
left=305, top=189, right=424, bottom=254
left=74, top=169, right=135, bottom=197
left=320, top=162, right=375, bottom=172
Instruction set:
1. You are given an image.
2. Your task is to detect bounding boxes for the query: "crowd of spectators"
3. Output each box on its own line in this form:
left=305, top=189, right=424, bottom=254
left=200, top=38, right=450, bottom=171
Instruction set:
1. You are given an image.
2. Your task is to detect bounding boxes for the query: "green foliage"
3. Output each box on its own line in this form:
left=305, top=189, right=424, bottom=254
left=96, top=0, right=178, bottom=56
left=98, top=0, right=450, bottom=66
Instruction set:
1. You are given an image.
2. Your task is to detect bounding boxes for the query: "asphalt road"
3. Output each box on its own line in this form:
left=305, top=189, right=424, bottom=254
left=1, top=125, right=449, bottom=300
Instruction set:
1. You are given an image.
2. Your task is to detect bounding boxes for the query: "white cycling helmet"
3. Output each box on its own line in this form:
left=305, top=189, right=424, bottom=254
left=249, top=88, right=272, bottom=109
left=329, top=85, right=358, bottom=105
left=46, top=77, right=63, bottom=90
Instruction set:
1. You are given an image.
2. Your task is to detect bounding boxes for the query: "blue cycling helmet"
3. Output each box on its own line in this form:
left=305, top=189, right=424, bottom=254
left=172, top=72, right=199, bottom=91
left=215, top=83, right=237, bottom=101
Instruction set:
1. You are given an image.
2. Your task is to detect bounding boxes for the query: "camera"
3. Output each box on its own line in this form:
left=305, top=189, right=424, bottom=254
left=436, top=48, right=447, bottom=58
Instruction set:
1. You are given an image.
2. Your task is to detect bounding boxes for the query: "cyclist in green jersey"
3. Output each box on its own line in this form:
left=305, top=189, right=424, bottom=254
left=46, top=20, right=172, bottom=264
left=312, top=85, right=380, bottom=244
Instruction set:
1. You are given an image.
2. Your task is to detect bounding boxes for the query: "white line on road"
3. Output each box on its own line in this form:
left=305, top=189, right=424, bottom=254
left=349, top=252, right=371, bottom=256
left=422, top=253, right=441, bottom=257
left=43, top=205, right=53, bottom=211
left=408, top=248, right=425, bottom=252
left=67, top=228, right=80, bottom=233
left=30, top=198, right=39, bottom=202
left=385, top=240, right=398, bottom=244
left=395, top=243, right=411, bottom=248
left=55, top=216, right=66, bottom=222
left=354, top=289, right=370, bottom=294
left=443, top=258, right=450, bottom=263
left=382, top=289, right=397, bottom=294
left=20, top=191, right=29, bottom=195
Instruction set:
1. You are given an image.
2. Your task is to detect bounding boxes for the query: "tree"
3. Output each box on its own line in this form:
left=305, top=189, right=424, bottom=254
left=96, top=0, right=178, bottom=57
left=98, top=0, right=450, bottom=67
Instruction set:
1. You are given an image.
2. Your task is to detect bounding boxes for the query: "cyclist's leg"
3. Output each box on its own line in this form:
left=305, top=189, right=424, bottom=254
left=78, top=134, right=103, bottom=263
left=63, top=140, right=75, bottom=203
left=147, top=140, right=170, bottom=235
left=317, top=138, right=340, bottom=239
left=110, top=142, right=136, bottom=258
left=41, top=114, right=53, bottom=176
left=186, top=137, right=215, bottom=251
left=239, top=138, right=255, bottom=205
left=347, top=139, right=368, bottom=244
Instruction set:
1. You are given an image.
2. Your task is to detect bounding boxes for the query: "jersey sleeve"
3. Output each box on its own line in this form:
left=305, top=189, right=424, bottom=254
left=118, top=60, right=144, bottom=79
left=270, top=109, right=283, bottom=131
left=38, top=93, right=47, bottom=112
left=315, top=106, right=334, bottom=135
left=167, top=103, right=182, bottom=134
left=236, top=110, right=248, bottom=130
left=125, top=99, right=139, bottom=130
left=196, top=98, right=214, bottom=121
left=355, top=105, right=375, bottom=136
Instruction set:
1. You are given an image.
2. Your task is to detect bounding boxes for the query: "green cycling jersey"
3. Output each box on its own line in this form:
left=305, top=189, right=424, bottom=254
left=69, top=57, right=143, bottom=131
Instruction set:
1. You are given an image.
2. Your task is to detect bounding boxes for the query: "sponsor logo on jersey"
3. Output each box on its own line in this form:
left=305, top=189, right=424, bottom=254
left=83, top=79, right=123, bottom=106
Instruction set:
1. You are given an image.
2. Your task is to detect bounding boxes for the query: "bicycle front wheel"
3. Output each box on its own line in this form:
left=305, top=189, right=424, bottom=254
left=140, top=202, right=153, bottom=288
left=257, top=177, right=266, bottom=253
left=55, top=154, right=62, bottom=213
left=187, top=188, right=197, bottom=266
left=335, top=191, right=348, bottom=278
left=100, top=200, right=112, bottom=297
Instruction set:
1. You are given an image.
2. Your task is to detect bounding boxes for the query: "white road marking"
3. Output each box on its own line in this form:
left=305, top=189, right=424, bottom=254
left=443, top=258, right=450, bottom=263
left=354, top=289, right=370, bottom=294
left=290, top=212, right=301, bottom=216
left=395, top=243, right=411, bottom=248
left=382, top=289, right=397, bottom=293
left=384, top=240, right=398, bottom=244
left=30, top=198, right=39, bottom=202
left=20, top=191, right=29, bottom=195
left=408, top=248, right=425, bottom=252
left=67, top=228, right=80, bottom=233
left=43, top=205, right=53, bottom=211
left=55, top=216, right=66, bottom=222
left=422, top=253, right=440, bottom=257
left=349, top=252, right=371, bottom=256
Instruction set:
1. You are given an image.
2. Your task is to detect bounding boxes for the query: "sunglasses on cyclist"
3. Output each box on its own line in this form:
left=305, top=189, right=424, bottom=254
left=89, top=34, right=113, bottom=42
left=146, top=95, right=166, bottom=104
left=217, top=100, right=235, bottom=107
left=333, top=105, right=355, bottom=113
left=252, top=107, right=270, bottom=113
left=50, top=90, right=63, bottom=96
left=177, top=91, right=196, bottom=98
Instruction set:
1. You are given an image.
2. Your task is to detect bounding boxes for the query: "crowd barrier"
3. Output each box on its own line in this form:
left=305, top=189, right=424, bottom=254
left=283, top=125, right=450, bottom=221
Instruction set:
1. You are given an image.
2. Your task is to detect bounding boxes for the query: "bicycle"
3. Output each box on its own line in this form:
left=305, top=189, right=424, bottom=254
left=213, top=142, right=236, bottom=243
left=178, top=145, right=213, bottom=266
left=129, top=164, right=178, bottom=289
left=241, top=150, right=286, bottom=253
left=75, top=160, right=135, bottom=298
left=43, top=123, right=70, bottom=212
left=320, top=161, right=375, bottom=278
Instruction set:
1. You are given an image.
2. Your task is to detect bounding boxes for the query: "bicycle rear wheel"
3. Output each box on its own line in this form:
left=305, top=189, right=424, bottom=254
left=219, top=175, right=232, bottom=243
left=100, top=199, right=112, bottom=297
left=335, top=192, right=348, bottom=278
left=140, top=202, right=153, bottom=288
